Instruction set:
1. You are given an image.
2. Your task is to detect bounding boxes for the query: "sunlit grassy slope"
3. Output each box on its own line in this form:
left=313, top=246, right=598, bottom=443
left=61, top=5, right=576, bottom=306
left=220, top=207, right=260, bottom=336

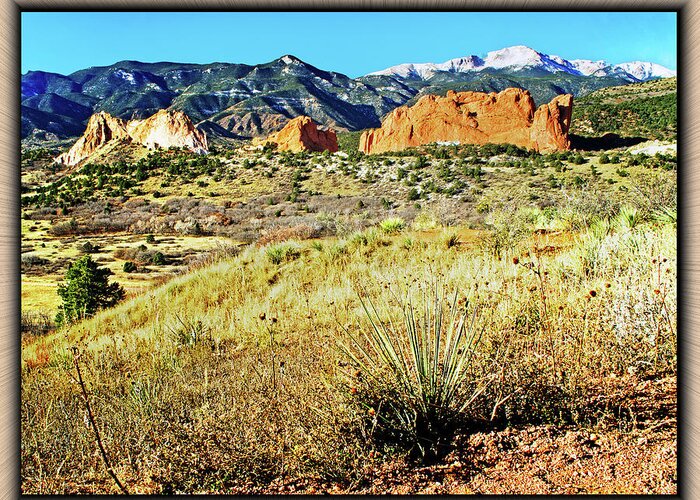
left=22, top=210, right=676, bottom=493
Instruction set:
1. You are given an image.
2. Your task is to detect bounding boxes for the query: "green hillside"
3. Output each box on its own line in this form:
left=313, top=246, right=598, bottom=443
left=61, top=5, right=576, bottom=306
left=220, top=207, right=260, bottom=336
left=570, top=78, right=677, bottom=140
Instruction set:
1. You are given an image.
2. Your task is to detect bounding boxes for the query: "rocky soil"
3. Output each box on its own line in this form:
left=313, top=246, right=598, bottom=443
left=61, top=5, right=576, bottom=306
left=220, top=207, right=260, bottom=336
left=227, top=374, right=676, bottom=495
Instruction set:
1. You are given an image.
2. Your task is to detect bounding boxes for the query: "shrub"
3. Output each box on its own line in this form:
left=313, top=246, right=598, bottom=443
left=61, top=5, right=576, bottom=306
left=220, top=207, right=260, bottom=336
left=145, top=234, right=156, bottom=244
left=21, top=254, right=47, bottom=267
left=48, top=218, right=78, bottom=236
left=379, top=217, right=406, bottom=235
left=411, top=211, right=442, bottom=231
left=21, top=311, right=54, bottom=337
left=480, top=211, right=531, bottom=257
left=340, top=283, right=486, bottom=459
left=151, top=252, right=167, bottom=265
left=257, top=224, right=320, bottom=246
left=113, top=246, right=155, bottom=265
left=123, top=261, right=137, bottom=273
left=571, top=153, right=586, bottom=165
left=55, top=255, right=125, bottom=326
left=407, top=188, right=420, bottom=201
left=266, top=242, right=302, bottom=265
left=79, top=241, right=99, bottom=254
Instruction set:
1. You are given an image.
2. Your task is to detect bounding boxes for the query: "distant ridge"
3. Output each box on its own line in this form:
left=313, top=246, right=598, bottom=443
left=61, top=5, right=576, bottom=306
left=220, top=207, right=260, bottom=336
left=21, top=48, right=675, bottom=142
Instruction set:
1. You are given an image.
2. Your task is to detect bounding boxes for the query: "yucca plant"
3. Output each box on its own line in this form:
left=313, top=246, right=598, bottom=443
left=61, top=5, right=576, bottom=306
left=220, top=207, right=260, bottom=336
left=652, top=205, right=677, bottom=226
left=379, top=217, right=406, bottom=235
left=442, top=231, right=461, bottom=249
left=340, top=282, right=488, bottom=460
left=614, top=206, right=642, bottom=232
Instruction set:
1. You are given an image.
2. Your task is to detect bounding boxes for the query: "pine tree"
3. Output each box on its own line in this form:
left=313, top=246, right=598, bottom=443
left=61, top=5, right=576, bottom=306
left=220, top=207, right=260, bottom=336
left=55, top=255, right=125, bottom=326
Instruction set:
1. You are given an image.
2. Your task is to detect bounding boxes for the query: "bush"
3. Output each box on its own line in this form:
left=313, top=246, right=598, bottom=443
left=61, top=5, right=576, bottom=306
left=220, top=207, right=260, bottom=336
left=257, top=224, right=320, bottom=246
left=21, top=254, right=47, bottom=267
left=55, top=255, right=125, bottom=326
left=123, top=261, right=138, bottom=273
left=79, top=241, right=99, bottom=254
left=21, top=311, right=54, bottom=337
left=151, top=252, right=167, bottom=265
left=412, top=210, right=442, bottom=231
left=266, top=242, right=302, bottom=265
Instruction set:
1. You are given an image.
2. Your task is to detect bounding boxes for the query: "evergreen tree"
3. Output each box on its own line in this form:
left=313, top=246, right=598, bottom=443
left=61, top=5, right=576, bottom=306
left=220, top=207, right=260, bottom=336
left=55, top=255, right=125, bottom=326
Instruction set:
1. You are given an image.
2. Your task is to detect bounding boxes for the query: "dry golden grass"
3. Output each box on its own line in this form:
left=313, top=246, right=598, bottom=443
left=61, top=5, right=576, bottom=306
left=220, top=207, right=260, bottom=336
left=20, top=209, right=676, bottom=493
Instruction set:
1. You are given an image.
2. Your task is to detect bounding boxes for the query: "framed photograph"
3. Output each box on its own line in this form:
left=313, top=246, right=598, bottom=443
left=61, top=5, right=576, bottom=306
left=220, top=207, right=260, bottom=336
left=11, top=6, right=687, bottom=495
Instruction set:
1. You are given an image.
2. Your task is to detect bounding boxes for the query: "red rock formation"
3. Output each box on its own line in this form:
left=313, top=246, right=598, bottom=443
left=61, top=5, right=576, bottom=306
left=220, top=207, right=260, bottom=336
left=56, top=109, right=208, bottom=166
left=260, top=116, right=338, bottom=152
left=359, top=89, right=573, bottom=154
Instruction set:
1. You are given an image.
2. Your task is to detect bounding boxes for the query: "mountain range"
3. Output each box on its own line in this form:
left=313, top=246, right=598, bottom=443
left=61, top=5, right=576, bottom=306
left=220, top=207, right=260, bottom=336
left=368, top=45, right=676, bottom=81
left=21, top=45, right=675, bottom=142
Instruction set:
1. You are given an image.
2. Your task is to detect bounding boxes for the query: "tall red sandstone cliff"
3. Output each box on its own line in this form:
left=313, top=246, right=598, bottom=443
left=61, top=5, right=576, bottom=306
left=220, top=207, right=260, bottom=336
left=259, top=116, right=338, bottom=153
left=359, top=89, right=573, bottom=154
left=56, top=109, right=208, bottom=166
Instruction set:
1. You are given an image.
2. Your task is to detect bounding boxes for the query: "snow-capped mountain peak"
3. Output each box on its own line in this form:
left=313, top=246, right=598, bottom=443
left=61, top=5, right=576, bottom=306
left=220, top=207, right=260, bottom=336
left=366, top=45, right=676, bottom=82
left=613, top=61, right=676, bottom=81
left=569, top=59, right=609, bottom=76
left=483, top=45, right=540, bottom=68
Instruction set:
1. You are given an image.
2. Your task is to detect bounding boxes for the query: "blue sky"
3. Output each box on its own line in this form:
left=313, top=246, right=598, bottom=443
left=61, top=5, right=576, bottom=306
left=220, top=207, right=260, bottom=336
left=21, top=12, right=677, bottom=77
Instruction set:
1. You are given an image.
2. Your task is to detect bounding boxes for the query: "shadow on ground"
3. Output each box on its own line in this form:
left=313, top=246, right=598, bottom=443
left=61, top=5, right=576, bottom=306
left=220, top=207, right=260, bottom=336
left=570, top=133, right=648, bottom=151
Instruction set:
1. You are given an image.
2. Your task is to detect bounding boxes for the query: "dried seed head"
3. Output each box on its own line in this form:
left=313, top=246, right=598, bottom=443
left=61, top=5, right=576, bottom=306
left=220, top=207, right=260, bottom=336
left=654, top=289, right=661, bottom=295
left=513, top=257, right=520, bottom=265
left=368, top=408, right=376, bottom=416
left=259, top=312, right=266, bottom=321
left=605, top=283, right=611, bottom=288
left=589, top=290, right=597, bottom=297
left=350, top=387, right=358, bottom=395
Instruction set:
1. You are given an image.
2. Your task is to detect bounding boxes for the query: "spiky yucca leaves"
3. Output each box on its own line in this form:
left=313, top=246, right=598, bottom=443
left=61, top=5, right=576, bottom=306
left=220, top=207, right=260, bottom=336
left=614, top=206, right=642, bottom=232
left=340, top=282, right=488, bottom=460
left=265, top=241, right=302, bottom=265
left=378, top=217, right=406, bottom=235
left=652, top=205, right=677, bottom=226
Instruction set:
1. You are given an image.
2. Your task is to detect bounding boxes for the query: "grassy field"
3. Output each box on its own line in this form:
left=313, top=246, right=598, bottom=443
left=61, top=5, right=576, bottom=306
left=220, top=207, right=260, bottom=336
left=20, top=128, right=677, bottom=493
left=21, top=200, right=676, bottom=493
